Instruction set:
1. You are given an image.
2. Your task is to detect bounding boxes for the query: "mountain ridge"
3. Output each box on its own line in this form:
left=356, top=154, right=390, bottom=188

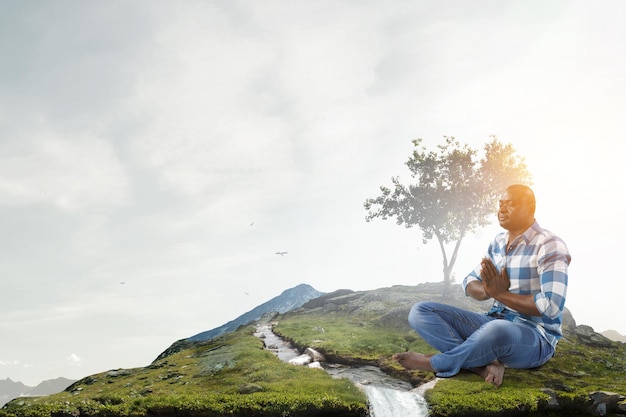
left=187, top=283, right=324, bottom=342
left=601, top=329, right=626, bottom=343
left=0, top=377, right=75, bottom=407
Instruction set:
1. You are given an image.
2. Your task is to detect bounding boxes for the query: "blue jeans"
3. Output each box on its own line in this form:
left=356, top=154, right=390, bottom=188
left=409, top=301, right=555, bottom=377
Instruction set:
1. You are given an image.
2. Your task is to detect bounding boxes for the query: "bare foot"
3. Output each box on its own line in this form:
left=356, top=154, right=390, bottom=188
left=472, top=360, right=505, bottom=388
left=392, top=352, right=435, bottom=372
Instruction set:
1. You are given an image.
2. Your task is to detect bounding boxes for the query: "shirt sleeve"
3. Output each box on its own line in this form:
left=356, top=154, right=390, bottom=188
left=462, top=264, right=482, bottom=296
left=533, top=236, right=571, bottom=320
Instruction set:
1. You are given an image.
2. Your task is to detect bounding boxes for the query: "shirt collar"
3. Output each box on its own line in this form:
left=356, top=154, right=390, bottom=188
left=506, top=220, right=540, bottom=246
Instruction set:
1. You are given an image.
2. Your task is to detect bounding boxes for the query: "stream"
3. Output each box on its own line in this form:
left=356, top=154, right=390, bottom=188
left=254, top=323, right=429, bottom=417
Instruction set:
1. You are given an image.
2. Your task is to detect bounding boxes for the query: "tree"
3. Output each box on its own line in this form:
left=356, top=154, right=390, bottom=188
left=364, top=136, right=531, bottom=294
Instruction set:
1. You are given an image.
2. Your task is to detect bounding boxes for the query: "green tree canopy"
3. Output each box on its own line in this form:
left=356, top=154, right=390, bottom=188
left=364, top=136, right=531, bottom=292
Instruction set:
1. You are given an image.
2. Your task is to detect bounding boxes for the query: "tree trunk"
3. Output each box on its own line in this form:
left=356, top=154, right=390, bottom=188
left=436, top=233, right=464, bottom=297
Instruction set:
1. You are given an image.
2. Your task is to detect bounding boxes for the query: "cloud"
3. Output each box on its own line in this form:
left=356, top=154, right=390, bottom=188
left=66, top=353, right=82, bottom=366
left=0, top=2, right=154, bottom=129
left=0, top=133, right=130, bottom=211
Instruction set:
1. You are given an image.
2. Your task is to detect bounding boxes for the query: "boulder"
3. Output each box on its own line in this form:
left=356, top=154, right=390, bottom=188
left=288, top=354, right=312, bottom=366
left=588, top=391, right=626, bottom=416
left=575, top=325, right=615, bottom=348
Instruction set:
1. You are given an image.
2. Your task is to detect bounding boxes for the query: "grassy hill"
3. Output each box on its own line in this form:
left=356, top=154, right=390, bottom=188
left=274, top=284, right=626, bottom=416
left=2, top=283, right=625, bottom=417
left=0, top=327, right=366, bottom=417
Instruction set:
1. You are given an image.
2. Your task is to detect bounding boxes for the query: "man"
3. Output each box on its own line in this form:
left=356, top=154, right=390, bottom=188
left=393, top=184, right=571, bottom=388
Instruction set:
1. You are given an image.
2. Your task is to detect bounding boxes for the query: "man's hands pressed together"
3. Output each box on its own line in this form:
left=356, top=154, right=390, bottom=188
left=480, top=257, right=510, bottom=299
left=477, top=257, right=542, bottom=317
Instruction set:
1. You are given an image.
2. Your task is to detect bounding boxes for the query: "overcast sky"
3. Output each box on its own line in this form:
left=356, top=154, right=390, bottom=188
left=1, top=0, right=625, bottom=386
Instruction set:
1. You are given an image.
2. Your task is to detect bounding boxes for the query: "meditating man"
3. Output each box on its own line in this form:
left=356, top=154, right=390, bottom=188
left=393, top=184, right=571, bottom=388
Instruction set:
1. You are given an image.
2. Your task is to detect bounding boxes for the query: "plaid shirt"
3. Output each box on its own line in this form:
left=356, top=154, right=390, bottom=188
left=463, top=221, right=571, bottom=347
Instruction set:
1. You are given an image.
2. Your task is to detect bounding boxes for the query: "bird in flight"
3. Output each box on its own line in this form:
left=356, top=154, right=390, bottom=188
left=275, top=251, right=288, bottom=256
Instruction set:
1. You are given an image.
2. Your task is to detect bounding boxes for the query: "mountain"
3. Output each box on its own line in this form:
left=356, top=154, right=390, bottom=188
left=187, top=283, right=324, bottom=342
left=0, top=379, right=27, bottom=408
left=601, top=329, right=626, bottom=343
left=0, top=377, right=75, bottom=407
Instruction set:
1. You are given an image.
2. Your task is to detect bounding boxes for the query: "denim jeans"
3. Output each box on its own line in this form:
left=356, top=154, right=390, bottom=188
left=409, top=301, right=555, bottom=377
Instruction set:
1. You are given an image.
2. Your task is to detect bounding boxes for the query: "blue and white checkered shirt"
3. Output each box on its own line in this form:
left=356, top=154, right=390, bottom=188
left=463, top=221, right=571, bottom=347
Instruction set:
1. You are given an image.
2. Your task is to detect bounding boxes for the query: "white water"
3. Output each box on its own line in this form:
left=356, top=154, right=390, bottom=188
left=255, top=324, right=429, bottom=417
left=324, top=365, right=428, bottom=417
left=362, top=385, right=428, bottom=417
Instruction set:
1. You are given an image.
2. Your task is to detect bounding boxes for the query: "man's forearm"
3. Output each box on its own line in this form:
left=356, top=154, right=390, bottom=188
left=471, top=278, right=543, bottom=316
left=466, top=281, right=491, bottom=301
left=492, top=291, right=541, bottom=317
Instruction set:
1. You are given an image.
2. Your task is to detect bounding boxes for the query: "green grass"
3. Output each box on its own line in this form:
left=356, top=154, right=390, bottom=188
left=0, top=326, right=367, bottom=417
left=424, top=378, right=550, bottom=416
left=274, top=311, right=435, bottom=360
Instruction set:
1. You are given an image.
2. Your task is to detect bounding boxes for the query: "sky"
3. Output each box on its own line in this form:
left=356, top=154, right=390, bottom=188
left=1, top=0, right=625, bottom=386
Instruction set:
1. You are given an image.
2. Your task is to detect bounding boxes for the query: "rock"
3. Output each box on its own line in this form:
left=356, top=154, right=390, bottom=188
left=238, top=383, right=263, bottom=394
left=308, top=361, right=323, bottom=370
left=377, top=307, right=412, bottom=329
left=415, top=378, right=438, bottom=396
left=106, top=370, right=131, bottom=377
left=562, top=307, right=577, bottom=331
left=300, top=289, right=354, bottom=309
left=588, top=391, right=626, bottom=415
left=304, top=347, right=325, bottom=362
left=289, top=354, right=312, bottom=366
left=589, top=391, right=625, bottom=403
left=289, top=347, right=326, bottom=366
left=544, top=381, right=575, bottom=393
left=539, top=388, right=560, bottom=409
left=575, top=325, right=614, bottom=348
left=595, top=402, right=607, bottom=416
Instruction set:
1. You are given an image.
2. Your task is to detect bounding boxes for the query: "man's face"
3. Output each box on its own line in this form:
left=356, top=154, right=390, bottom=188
left=497, top=190, right=533, bottom=231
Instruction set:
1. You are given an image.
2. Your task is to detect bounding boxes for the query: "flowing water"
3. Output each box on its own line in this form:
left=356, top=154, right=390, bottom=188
left=255, top=324, right=429, bottom=417
left=325, top=364, right=429, bottom=417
